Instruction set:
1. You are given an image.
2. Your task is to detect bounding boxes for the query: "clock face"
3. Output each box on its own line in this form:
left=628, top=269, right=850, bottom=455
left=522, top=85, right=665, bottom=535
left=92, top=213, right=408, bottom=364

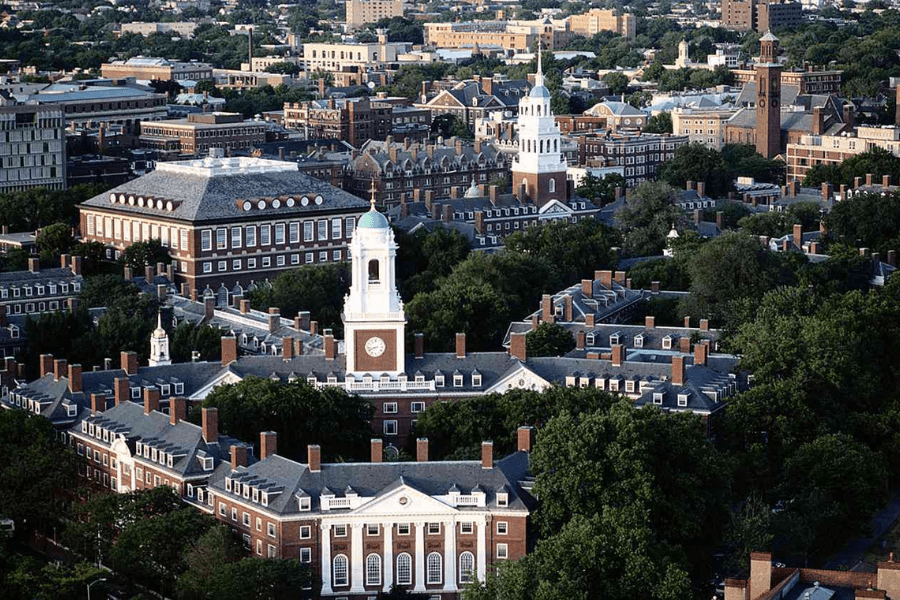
left=365, top=336, right=386, bottom=357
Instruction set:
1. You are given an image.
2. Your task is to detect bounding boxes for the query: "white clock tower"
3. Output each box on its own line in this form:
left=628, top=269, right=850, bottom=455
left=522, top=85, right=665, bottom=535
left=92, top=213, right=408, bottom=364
left=343, top=183, right=406, bottom=376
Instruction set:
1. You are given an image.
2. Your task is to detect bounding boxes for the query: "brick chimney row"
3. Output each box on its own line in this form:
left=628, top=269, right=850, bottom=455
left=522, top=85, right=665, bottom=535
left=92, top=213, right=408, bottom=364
left=114, top=376, right=129, bottom=407
left=121, top=351, right=138, bottom=375
left=40, top=354, right=53, bottom=378
left=91, top=393, right=105, bottom=415
left=509, top=332, right=527, bottom=361
left=68, top=364, right=82, bottom=394
left=221, top=336, right=238, bottom=366
left=231, top=444, right=249, bottom=471
left=53, top=358, right=67, bottom=382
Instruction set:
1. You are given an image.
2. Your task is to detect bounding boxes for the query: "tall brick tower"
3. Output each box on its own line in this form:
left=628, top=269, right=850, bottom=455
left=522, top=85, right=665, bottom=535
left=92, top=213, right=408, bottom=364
left=755, top=31, right=782, bottom=159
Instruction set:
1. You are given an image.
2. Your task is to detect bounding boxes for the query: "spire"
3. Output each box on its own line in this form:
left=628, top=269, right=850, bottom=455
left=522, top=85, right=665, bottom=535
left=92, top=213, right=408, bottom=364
left=535, top=43, right=544, bottom=87
left=369, top=176, right=377, bottom=210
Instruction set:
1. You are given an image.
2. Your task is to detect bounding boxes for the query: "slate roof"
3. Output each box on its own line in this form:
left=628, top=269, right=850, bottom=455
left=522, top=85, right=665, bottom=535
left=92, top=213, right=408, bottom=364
left=727, top=106, right=846, bottom=136
left=81, top=157, right=368, bottom=223
left=0, top=267, right=81, bottom=286
left=208, top=450, right=533, bottom=517
left=72, top=399, right=238, bottom=480
left=350, top=138, right=507, bottom=173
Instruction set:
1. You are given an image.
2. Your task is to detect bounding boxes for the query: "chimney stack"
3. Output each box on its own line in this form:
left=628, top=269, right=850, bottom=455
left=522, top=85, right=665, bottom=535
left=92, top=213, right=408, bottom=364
left=414, top=333, right=424, bottom=358
left=481, top=441, right=493, bottom=469
left=170, top=397, right=187, bottom=425
left=91, top=393, right=105, bottom=415
left=371, top=439, right=383, bottom=463
left=671, top=355, right=686, bottom=385
left=71, top=256, right=82, bottom=276
left=28, top=257, right=38, bottom=273
left=694, top=343, right=708, bottom=366
left=144, top=387, right=160, bottom=414
left=268, top=308, right=280, bottom=333
left=114, top=376, right=129, bottom=407
left=231, top=444, right=249, bottom=471
left=40, top=354, right=53, bottom=377
left=324, top=334, right=335, bottom=360
left=417, top=437, right=429, bottom=462
left=517, top=426, right=534, bottom=453
left=509, top=332, right=527, bottom=361
left=793, top=223, right=802, bottom=248
left=308, top=444, right=321, bottom=472
left=204, top=295, right=215, bottom=320
left=645, top=316, right=655, bottom=329
left=202, top=407, right=218, bottom=443
left=53, top=358, right=67, bottom=382
left=240, top=299, right=251, bottom=314
left=260, top=431, right=277, bottom=460
left=611, top=344, right=624, bottom=367
left=282, top=337, right=294, bottom=361
left=456, top=333, right=466, bottom=358
left=68, top=364, right=82, bottom=393
left=221, top=336, right=238, bottom=365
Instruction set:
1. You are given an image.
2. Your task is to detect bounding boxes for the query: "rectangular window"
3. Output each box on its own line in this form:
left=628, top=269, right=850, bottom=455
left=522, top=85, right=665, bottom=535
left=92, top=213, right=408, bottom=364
left=383, top=420, right=398, bottom=436
left=233, top=259, right=241, bottom=271
left=428, top=523, right=440, bottom=535
left=300, top=547, right=311, bottom=563
left=274, top=223, right=285, bottom=244
left=304, top=221, right=314, bottom=242
left=290, top=222, right=300, bottom=243
left=411, top=401, right=425, bottom=413
left=317, top=220, right=328, bottom=241
left=201, top=230, right=212, bottom=251
left=231, top=227, right=242, bottom=248
left=383, top=402, right=398, bottom=414
left=397, top=523, right=410, bottom=535
left=203, top=262, right=212, bottom=273
left=460, top=522, right=473, bottom=535
left=219, top=502, right=226, bottom=516
left=367, top=523, right=379, bottom=536
left=248, top=258, right=256, bottom=269
left=497, top=521, right=508, bottom=535
left=218, top=261, right=226, bottom=272
left=216, top=228, right=227, bottom=250
left=268, top=522, right=276, bottom=538
left=291, top=254, right=300, bottom=265
left=497, top=543, right=508, bottom=559
left=246, top=226, right=256, bottom=247
left=332, top=250, right=341, bottom=262
left=345, top=216, right=355, bottom=236
left=260, top=225, right=271, bottom=246
left=331, top=218, right=342, bottom=239
left=262, top=257, right=271, bottom=267
left=300, top=525, right=311, bottom=539
left=268, top=544, right=277, bottom=558
left=231, top=508, right=238, bottom=522
left=256, top=517, right=262, bottom=532
left=242, top=512, right=250, bottom=526
left=334, top=524, right=347, bottom=537
left=305, top=252, right=313, bottom=264
left=276, top=255, right=285, bottom=267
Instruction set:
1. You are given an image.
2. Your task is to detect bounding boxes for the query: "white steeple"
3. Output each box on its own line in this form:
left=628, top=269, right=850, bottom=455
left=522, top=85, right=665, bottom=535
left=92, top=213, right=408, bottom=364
left=343, top=181, right=406, bottom=375
left=149, top=311, right=171, bottom=366
left=513, top=46, right=566, bottom=176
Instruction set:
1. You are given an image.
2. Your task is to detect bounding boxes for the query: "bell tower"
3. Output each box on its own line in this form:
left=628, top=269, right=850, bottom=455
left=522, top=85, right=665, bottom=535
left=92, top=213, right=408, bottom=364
left=149, top=312, right=171, bottom=366
left=343, top=181, right=406, bottom=376
left=756, top=32, right=782, bottom=159
left=511, top=49, right=568, bottom=207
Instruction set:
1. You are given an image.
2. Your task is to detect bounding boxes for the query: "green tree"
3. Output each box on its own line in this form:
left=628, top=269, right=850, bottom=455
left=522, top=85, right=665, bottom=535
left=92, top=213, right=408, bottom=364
left=120, top=238, right=171, bottom=270
left=803, top=147, right=900, bottom=187
left=199, top=377, right=375, bottom=462
left=171, top=321, right=223, bottom=363
left=247, top=263, right=350, bottom=336
left=823, top=189, right=900, bottom=255
left=642, top=111, right=672, bottom=134
left=2, top=557, right=106, bottom=600
left=394, top=226, right=471, bottom=299
left=525, top=322, right=576, bottom=357
left=35, top=221, right=74, bottom=257
left=616, top=181, right=688, bottom=257
left=658, top=142, right=733, bottom=198
left=602, top=71, right=629, bottom=95
left=574, top=172, right=627, bottom=205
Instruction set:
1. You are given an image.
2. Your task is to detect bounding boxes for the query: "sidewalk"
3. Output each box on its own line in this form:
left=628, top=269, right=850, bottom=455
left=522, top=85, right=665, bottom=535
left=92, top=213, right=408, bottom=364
left=825, top=490, right=900, bottom=571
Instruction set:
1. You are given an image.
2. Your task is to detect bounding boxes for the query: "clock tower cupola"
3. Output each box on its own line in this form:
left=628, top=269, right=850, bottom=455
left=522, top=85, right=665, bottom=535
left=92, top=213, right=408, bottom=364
left=343, top=181, right=406, bottom=376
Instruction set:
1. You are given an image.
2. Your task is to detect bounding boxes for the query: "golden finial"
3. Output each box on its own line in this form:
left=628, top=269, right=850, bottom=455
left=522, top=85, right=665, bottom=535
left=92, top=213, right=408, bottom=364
left=369, top=175, right=377, bottom=210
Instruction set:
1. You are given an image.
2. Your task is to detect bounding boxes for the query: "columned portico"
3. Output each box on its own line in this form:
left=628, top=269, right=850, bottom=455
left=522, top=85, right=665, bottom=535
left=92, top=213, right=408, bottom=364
left=350, top=522, right=365, bottom=593
left=321, top=523, right=333, bottom=595
left=383, top=523, right=394, bottom=592
left=444, top=518, right=458, bottom=592
left=414, top=522, right=426, bottom=592
left=476, top=519, right=487, bottom=583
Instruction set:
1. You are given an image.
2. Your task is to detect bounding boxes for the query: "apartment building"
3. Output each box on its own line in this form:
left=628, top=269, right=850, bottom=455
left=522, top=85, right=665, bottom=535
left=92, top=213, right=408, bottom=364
left=564, top=9, right=636, bottom=39
left=785, top=126, right=900, bottom=181
left=300, top=38, right=408, bottom=72
left=78, top=152, right=369, bottom=291
left=101, top=57, right=214, bottom=82
left=733, top=68, right=842, bottom=96
left=573, top=131, right=690, bottom=188
left=23, top=84, right=167, bottom=129
left=346, top=0, right=404, bottom=31
left=0, top=255, right=83, bottom=319
left=721, top=0, right=802, bottom=32
left=423, top=20, right=565, bottom=51
left=283, top=97, right=394, bottom=147
left=0, top=96, right=65, bottom=192
left=139, top=112, right=268, bottom=157
left=671, top=106, right=739, bottom=150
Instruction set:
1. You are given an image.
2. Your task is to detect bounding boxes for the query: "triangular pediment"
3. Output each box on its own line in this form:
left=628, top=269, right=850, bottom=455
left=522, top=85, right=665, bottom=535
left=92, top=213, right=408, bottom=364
left=538, top=199, right=573, bottom=216
left=485, top=362, right=551, bottom=394
left=348, top=479, right=459, bottom=516
left=428, top=91, right=465, bottom=108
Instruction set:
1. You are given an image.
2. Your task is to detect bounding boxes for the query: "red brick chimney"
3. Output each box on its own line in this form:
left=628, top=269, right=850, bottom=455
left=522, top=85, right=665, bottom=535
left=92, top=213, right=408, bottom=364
left=260, top=431, right=277, bottom=460
left=68, top=364, right=82, bottom=393
left=645, top=316, right=655, bottom=329
left=282, top=336, right=293, bottom=361
left=611, top=344, right=624, bottom=367
left=231, top=444, right=249, bottom=471
left=39, top=354, right=53, bottom=378
left=268, top=308, right=280, bottom=333
left=671, top=356, right=686, bottom=385
left=204, top=295, right=215, bottom=320
left=221, top=336, right=238, bottom=366
left=509, top=332, right=527, bottom=361
left=324, top=334, right=335, bottom=360
left=793, top=223, right=802, bottom=248
left=456, top=333, right=466, bottom=358
left=417, top=438, right=429, bottom=462
left=144, top=387, right=160, bottom=414
left=53, top=358, right=67, bottom=382
left=576, top=330, right=585, bottom=350
left=239, top=299, right=250, bottom=314
left=170, top=397, right=187, bottom=425
left=114, top=376, right=129, bottom=407
left=91, top=393, right=105, bottom=415
left=700, top=319, right=709, bottom=331
left=202, top=407, right=218, bottom=443
left=694, top=343, right=708, bottom=367
left=307, top=444, right=321, bottom=473
left=541, top=294, right=554, bottom=323
left=414, top=333, right=424, bottom=358
left=481, top=441, right=493, bottom=469
left=581, top=279, right=592, bottom=296
left=28, top=257, right=39, bottom=273
left=371, top=438, right=383, bottom=463
left=71, top=256, right=82, bottom=276
left=517, top=426, right=534, bottom=453
left=121, top=351, right=138, bottom=375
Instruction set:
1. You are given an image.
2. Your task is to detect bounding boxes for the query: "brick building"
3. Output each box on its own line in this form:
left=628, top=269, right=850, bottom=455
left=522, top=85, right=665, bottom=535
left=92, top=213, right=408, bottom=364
left=345, top=137, right=510, bottom=207
left=564, top=8, right=636, bottom=39
left=733, top=68, right=843, bottom=96
left=346, top=0, right=404, bottom=31
left=785, top=126, right=900, bottom=182
left=283, top=96, right=394, bottom=147
left=100, top=57, right=214, bottom=83
left=0, top=254, right=83, bottom=318
left=23, top=83, right=167, bottom=129
left=0, top=95, right=65, bottom=192
left=78, top=152, right=369, bottom=291
left=721, top=0, right=802, bottom=32
left=139, top=112, right=268, bottom=158
left=572, top=131, right=690, bottom=188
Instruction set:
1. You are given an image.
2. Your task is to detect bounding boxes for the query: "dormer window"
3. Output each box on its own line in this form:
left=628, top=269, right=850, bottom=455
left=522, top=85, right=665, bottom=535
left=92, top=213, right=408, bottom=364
left=243, top=485, right=250, bottom=499
left=160, top=384, right=170, bottom=396
left=634, top=333, right=644, bottom=348
left=677, top=393, right=689, bottom=407
left=225, top=478, right=232, bottom=491
left=174, top=383, right=184, bottom=395
left=201, top=457, right=213, bottom=471
left=234, top=482, right=241, bottom=495
left=67, top=404, right=76, bottom=417
left=435, top=373, right=445, bottom=387
left=625, top=380, right=635, bottom=393
left=453, top=374, right=463, bottom=387
left=585, top=333, right=595, bottom=346
left=662, top=335, right=674, bottom=350
left=82, top=421, right=88, bottom=433
left=298, top=496, right=311, bottom=511
left=261, top=493, right=268, bottom=507
left=252, top=488, right=259, bottom=503
left=131, top=387, right=140, bottom=399
left=653, top=392, right=664, bottom=405
left=497, top=493, right=508, bottom=507
left=167, top=455, right=173, bottom=468
left=609, top=333, right=621, bottom=345
left=472, top=373, right=482, bottom=387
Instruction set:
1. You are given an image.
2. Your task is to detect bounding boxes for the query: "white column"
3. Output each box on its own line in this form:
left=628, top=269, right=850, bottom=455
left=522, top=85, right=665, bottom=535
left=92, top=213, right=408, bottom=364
left=444, top=519, right=457, bottom=592
left=476, top=518, right=487, bottom=583
left=321, top=523, right=333, bottom=595
left=350, top=523, right=365, bottom=593
left=383, top=523, right=393, bottom=593
left=414, top=522, right=426, bottom=592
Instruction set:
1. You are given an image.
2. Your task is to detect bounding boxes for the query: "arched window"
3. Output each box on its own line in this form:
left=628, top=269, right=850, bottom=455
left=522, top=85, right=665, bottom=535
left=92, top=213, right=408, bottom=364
left=539, top=140, right=544, bottom=153
left=554, top=139, right=558, bottom=152
left=537, top=105, right=541, bottom=116
left=549, top=178, right=556, bottom=193
left=368, top=259, right=380, bottom=283
left=366, top=553, right=381, bottom=586
left=396, top=553, right=412, bottom=585
left=459, top=551, right=475, bottom=583
left=333, top=554, right=349, bottom=586
left=427, top=552, right=442, bottom=584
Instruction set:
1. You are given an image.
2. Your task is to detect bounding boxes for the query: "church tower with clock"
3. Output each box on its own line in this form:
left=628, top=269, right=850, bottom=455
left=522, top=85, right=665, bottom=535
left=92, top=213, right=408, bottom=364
left=342, top=184, right=406, bottom=376
left=755, top=31, right=782, bottom=159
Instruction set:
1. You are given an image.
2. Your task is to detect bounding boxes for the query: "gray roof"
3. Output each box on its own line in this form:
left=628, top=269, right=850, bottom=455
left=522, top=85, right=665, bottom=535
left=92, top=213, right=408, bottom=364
left=207, top=449, right=533, bottom=517
left=0, top=267, right=81, bottom=287
left=350, top=139, right=507, bottom=174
